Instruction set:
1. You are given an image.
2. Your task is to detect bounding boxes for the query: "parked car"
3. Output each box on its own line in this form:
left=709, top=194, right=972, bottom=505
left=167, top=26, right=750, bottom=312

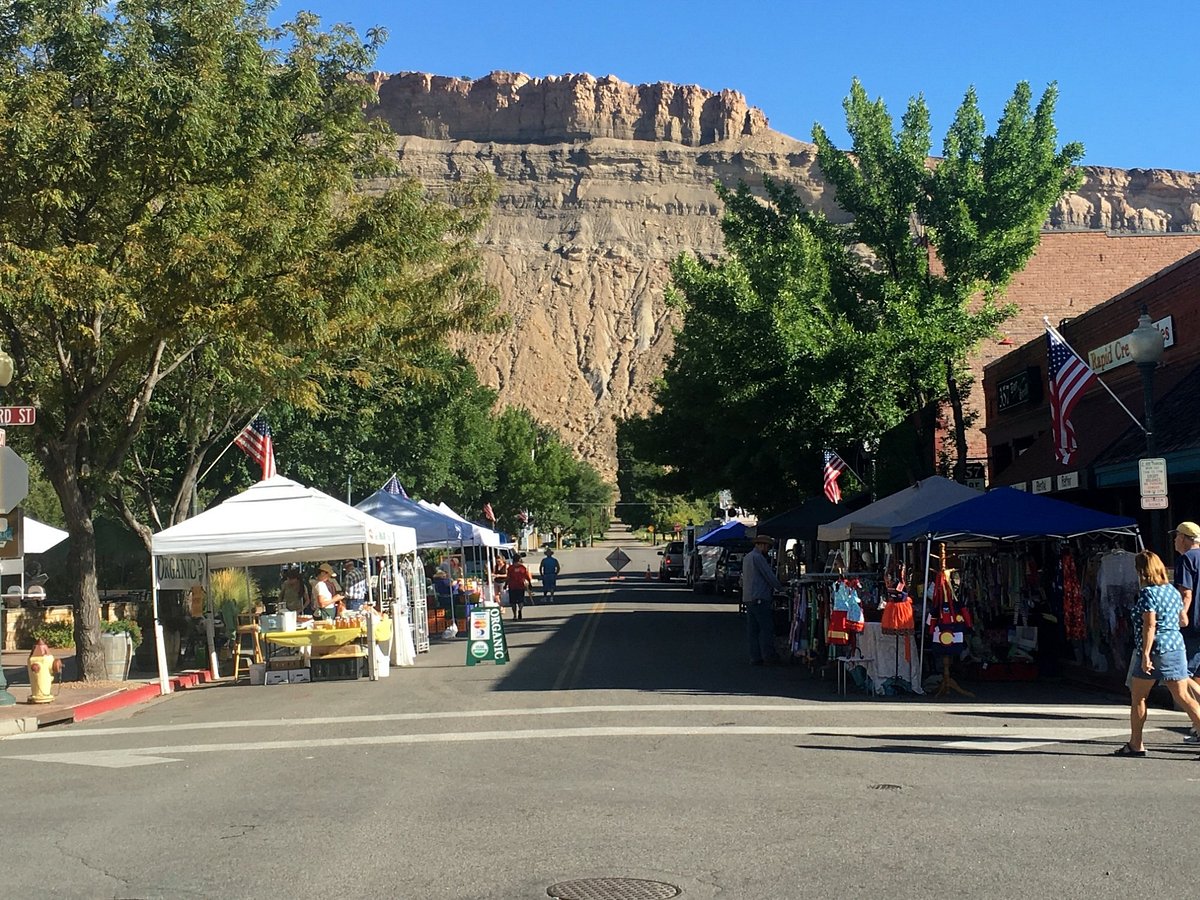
left=714, top=542, right=753, bottom=596
left=657, top=540, right=685, bottom=580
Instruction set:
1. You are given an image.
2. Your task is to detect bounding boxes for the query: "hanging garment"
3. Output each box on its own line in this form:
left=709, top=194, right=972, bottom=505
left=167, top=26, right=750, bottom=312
left=1061, top=550, right=1085, bottom=641
left=927, top=571, right=972, bottom=656
left=834, top=580, right=865, bottom=633
left=881, top=590, right=915, bottom=635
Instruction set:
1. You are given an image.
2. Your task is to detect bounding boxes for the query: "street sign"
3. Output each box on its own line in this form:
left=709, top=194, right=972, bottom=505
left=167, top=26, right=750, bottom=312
left=0, top=446, right=29, bottom=513
left=1139, top=458, right=1168, bottom=496
left=1141, top=495, right=1169, bottom=510
left=605, top=548, right=631, bottom=572
left=0, top=407, right=35, bottom=426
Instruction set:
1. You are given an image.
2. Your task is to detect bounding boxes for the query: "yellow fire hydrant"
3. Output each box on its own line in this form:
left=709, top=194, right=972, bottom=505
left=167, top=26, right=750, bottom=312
left=27, top=638, right=61, bottom=704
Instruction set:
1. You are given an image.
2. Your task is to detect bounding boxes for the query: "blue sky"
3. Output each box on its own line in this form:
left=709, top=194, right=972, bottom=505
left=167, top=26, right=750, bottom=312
left=272, top=0, right=1200, bottom=172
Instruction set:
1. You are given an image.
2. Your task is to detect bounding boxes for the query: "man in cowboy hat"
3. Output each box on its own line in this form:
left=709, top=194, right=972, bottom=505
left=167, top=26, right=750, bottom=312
left=1172, top=523, right=1200, bottom=680
left=539, top=547, right=561, bottom=603
left=743, top=533, right=784, bottom=666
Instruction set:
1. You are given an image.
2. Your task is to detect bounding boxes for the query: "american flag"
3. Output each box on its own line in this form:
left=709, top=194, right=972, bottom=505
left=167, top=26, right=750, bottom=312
left=823, top=450, right=847, bottom=504
left=517, top=509, right=529, bottom=524
left=235, top=415, right=276, bottom=480
left=382, top=474, right=408, bottom=498
left=1046, top=327, right=1099, bottom=465
left=482, top=502, right=496, bottom=523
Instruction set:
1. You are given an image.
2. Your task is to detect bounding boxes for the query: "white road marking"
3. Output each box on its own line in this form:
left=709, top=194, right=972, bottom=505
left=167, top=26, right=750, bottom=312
left=3, top=701, right=1156, bottom=742
left=1, top=724, right=1143, bottom=768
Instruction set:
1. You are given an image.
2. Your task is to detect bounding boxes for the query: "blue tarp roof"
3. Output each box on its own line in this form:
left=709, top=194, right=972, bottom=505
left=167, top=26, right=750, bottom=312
left=697, top=520, right=753, bottom=546
left=356, top=490, right=465, bottom=548
left=889, top=487, right=1141, bottom=543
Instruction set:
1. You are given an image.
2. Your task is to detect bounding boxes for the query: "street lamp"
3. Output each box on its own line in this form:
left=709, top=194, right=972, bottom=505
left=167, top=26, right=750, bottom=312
left=0, top=346, right=14, bottom=704
left=1128, top=305, right=1165, bottom=551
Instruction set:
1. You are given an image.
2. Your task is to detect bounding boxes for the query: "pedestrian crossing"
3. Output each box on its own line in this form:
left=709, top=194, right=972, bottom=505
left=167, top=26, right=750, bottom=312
left=0, top=700, right=1184, bottom=768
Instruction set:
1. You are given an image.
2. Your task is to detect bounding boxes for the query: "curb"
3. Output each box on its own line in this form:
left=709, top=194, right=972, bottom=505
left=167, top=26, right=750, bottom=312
left=2, top=668, right=219, bottom=732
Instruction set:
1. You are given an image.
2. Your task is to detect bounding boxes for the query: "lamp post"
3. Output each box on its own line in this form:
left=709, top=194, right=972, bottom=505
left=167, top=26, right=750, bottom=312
left=0, top=345, right=15, bottom=705
left=1128, top=305, right=1165, bottom=552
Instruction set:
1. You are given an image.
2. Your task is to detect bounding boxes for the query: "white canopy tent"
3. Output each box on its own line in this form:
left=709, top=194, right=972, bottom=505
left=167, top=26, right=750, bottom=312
left=150, top=477, right=417, bottom=694
left=0, top=516, right=70, bottom=601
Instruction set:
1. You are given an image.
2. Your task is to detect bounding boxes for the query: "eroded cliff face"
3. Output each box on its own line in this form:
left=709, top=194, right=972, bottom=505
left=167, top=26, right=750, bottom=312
left=367, top=71, right=1200, bottom=481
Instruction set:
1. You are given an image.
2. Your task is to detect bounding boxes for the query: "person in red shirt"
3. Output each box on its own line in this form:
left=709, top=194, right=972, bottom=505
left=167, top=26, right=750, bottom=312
left=506, top=554, right=531, bottom=621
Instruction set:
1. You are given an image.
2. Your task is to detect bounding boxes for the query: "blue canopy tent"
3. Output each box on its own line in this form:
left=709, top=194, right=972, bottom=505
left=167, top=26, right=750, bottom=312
left=888, top=487, right=1140, bottom=676
left=889, top=487, right=1141, bottom=544
left=696, top=520, right=753, bottom=546
left=356, top=491, right=464, bottom=548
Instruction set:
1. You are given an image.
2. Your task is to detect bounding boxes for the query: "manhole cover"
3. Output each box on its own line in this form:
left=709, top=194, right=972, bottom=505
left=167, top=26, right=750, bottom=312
left=547, top=878, right=681, bottom=900
left=869, top=783, right=903, bottom=791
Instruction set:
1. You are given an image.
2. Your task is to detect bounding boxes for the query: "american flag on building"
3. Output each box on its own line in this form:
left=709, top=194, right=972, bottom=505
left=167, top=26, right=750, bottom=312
left=482, top=502, right=496, bottom=523
left=822, top=450, right=847, bottom=504
left=382, top=474, right=409, bottom=498
left=234, top=415, right=276, bottom=480
left=1046, top=327, right=1099, bottom=465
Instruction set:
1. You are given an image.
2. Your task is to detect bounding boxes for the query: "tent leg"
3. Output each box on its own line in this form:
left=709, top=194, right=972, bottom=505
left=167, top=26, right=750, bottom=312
left=150, top=578, right=171, bottom=696
left=917, top=539, right=931, bottom=681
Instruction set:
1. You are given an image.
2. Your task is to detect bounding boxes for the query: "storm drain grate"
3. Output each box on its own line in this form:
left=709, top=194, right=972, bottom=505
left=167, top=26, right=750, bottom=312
left=869, top=783, right=903, bottom=791
left=547, top=878, right=681, bottom=900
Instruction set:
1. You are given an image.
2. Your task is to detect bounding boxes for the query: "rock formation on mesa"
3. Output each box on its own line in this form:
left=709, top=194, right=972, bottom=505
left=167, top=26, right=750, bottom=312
left=366, top=71, right=1200, bottom=482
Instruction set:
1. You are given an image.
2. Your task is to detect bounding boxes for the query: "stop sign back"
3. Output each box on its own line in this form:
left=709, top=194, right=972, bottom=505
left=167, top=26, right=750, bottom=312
left=0, top=446, right=29, bottom=513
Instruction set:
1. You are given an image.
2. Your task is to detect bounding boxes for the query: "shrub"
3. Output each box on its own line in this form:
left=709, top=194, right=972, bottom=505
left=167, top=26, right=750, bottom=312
left=209, top=568, right=260, bottom=614
left=32, top=622, right=74, bottom=648
left=102, top=618, right=142, bottom=648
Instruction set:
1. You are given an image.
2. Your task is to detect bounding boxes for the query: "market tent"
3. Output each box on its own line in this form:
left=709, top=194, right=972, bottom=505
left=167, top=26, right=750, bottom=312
left=153, top=476, right=416, bottom=565
left=434, top=502, right=502, bottom=548
left=758, top=493, right=872, bottom=542
left=889, top=487, right=1141, bottom=543
left=356, top=490, right=465, bottom=548
left=697, top=520, right=754, bottom=546
left=815, top=476, right=983, bottom=543
left=150, top=476, right=418, bottom=694
left=0, top=516, right=70, bottom=581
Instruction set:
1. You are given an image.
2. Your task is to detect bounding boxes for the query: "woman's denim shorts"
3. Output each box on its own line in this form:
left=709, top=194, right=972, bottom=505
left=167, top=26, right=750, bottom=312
left=1128, top=646, right=1191, bottom=684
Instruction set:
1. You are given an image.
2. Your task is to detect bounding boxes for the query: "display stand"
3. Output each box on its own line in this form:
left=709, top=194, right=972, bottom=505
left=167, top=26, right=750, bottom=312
left=932, top=655, right=974, bottom=699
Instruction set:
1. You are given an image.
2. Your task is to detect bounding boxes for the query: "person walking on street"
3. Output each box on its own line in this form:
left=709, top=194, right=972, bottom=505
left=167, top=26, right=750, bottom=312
left=743, top=534, right=783, bottom=666
left=1115, top=549, right=1200, bottom=756
left=539, top=548, right=561, bottom=602
left=1171, top=521, right=1200, bottom=731
left=507, top=554, right=531, bottom=621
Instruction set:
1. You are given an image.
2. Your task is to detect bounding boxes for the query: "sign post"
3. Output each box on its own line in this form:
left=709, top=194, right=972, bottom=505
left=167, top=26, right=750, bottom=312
left=605, top=547, right=630, bottom=581
left=1139, top=457, right=1168, bottom=510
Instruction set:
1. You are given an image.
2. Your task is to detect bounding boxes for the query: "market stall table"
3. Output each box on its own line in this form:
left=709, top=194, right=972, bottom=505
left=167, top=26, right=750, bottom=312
left=857, top=622, right=924, bottom=696
left=263, top=619, right=394, bottom=681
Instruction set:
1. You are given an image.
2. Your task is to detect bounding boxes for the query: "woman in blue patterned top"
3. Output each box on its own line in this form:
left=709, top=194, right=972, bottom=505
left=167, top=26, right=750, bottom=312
left=1115, top=550, right=1200, bottom=756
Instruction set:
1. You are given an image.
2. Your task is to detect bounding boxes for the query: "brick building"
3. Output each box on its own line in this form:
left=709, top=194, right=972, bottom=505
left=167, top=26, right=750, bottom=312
left=947, top=231, right=1200, bottom=467
left=983, top=247, right=1200, bottom=548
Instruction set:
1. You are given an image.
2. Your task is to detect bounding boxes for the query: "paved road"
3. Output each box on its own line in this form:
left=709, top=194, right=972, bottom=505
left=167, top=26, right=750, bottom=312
left=3, top=541, right=1198, bottom=899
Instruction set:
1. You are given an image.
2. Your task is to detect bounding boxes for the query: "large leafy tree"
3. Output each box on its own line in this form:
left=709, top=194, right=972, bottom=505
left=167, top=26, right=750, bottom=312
left=0, top=1, right=500, bottom=679
left=632, top=80, right=1081, bottom=507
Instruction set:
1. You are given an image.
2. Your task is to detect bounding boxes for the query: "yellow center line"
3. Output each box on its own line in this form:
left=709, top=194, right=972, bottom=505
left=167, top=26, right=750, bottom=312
left=553, top=600, right=607, bottom=691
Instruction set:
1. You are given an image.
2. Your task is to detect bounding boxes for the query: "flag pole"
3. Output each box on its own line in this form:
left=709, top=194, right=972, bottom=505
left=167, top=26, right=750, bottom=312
left=1043, top=318, right=1146, bottom=433
left=197, top=407, right=265, bottom=485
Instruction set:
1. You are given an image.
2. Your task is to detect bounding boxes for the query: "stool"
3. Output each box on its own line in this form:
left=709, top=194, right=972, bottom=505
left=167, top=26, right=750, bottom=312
left=835, top=656, right=873, bottom=696
left=231, top=621, right=262, bottom=682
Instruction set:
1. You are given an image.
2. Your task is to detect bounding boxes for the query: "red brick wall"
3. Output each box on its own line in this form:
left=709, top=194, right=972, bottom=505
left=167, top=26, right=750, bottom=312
left=944, top=231, right=1200, bottom=463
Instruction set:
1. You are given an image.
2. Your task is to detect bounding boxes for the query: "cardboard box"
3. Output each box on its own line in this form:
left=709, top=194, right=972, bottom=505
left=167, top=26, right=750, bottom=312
left=310, top=644, right=366, bottom=660
left=264, top=670, right=290, bottom=685
left=248, top=663, right=266, bottom=686
left=288, top=668, right=311, bottom=683
left=268, top=656, right=307, bottom=670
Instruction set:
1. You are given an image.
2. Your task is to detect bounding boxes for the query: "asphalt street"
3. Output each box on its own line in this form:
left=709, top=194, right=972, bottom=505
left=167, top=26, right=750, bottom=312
left=4, top=540, right=1197, bottom=899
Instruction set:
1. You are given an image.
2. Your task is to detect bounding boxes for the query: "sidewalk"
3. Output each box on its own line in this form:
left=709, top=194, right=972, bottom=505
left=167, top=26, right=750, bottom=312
left=1, top=648, right=212, bottom=736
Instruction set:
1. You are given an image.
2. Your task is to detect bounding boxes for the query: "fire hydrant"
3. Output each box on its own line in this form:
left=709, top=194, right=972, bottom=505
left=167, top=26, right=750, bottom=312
left=27, top=638, right=61, bottom=704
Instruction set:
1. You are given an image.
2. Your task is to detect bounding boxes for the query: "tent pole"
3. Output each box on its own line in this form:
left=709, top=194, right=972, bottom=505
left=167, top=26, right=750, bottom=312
left=364, top=541, right=377, bottom=682
left=150, top=559, right=171, bottom=695
left=917, top=538, right=932, bottom=680
left=205, top=561, right=218, bottom=678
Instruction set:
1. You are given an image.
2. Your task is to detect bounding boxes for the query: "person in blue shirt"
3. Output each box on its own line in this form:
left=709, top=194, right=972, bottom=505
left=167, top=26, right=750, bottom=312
left=742, top=534, right=783, bottom=666
left=1115, top=549, right=1200, bottom=756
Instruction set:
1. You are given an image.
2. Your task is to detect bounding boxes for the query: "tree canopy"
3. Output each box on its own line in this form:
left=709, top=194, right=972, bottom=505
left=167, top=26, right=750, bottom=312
left=628, top=79, right=1082, bottom=510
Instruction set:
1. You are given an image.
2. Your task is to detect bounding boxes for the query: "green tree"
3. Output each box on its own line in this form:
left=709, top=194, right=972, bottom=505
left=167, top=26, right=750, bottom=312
left=0, top=2, right=500, bottom=679
left=631, top=80, right=1081, bottom=507
left=812, top=79, right=1083, bottom=480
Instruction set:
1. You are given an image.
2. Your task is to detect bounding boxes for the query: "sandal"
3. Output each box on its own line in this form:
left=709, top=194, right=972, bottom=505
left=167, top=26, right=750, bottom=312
left=1113, top=743, right=1147, bottom=757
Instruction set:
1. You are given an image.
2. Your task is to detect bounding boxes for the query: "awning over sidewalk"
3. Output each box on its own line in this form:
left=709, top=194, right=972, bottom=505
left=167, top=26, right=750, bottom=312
left=816, top=476, right=982, bottom=543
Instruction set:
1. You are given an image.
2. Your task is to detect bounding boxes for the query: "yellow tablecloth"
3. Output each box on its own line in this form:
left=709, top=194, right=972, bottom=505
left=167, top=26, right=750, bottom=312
left=263, top=620, right=393, bottom=648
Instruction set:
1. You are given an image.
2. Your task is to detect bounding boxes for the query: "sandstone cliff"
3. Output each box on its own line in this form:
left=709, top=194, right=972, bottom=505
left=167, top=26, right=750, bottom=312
left=367, top=71, right=1200, bottom=482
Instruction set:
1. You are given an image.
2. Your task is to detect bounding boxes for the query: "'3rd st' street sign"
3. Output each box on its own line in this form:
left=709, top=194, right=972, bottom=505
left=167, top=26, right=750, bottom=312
left=0, top=407, right=35, bottom=426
